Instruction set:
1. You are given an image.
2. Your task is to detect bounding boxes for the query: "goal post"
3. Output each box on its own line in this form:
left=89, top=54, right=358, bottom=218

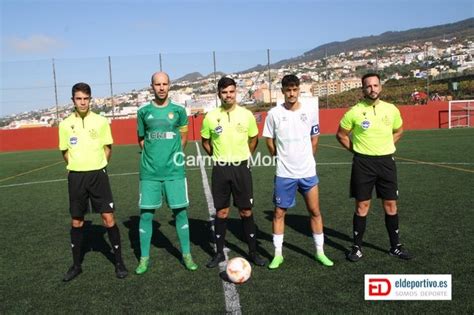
left=448, top=100, right=474, bottom=129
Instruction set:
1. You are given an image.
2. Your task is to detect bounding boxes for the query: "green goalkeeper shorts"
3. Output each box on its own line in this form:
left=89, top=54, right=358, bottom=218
left=139, top=178, right=189, bottom=210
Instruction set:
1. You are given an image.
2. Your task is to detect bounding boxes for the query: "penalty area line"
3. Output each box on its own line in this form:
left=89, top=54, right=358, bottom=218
left=320, top=144, right=474, bottom=173
left=0, top=161, right=64, bottom=183
left=0, top=172, right=139, bottom=189
left=2, top=160, right=471, bottom=189
left=395, top=156, right=474, bottom=174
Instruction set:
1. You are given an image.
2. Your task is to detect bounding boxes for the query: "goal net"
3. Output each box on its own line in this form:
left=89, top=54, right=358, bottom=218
left=448, top=100, right=474, bottom=129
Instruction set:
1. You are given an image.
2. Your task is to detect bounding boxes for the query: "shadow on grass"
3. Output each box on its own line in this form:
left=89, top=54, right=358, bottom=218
left=122, top=216, right=181, bottom=262
left=80, top=220, right=115, bottom=265
left=162, top=212, right=274, bottom=263
left=187, top=217, right=217, bottom=257
left=262, top=210, right=386, bottom=255
left=207, top=215, right=272, bottom=261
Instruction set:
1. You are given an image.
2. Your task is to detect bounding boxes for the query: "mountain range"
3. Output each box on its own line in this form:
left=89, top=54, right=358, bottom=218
left=174, top=71, right=226, bottom=83
left=173, top=18, right=473, bottom=83
left=244, top=18, right=474, bottom=73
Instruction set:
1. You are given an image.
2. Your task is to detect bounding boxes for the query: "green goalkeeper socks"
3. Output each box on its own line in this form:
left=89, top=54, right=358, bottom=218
left=173, top=208, right=191, bottom=255
left=139, top=208, right=192, bottom=260
left=139, top=210, right=154, bottom=258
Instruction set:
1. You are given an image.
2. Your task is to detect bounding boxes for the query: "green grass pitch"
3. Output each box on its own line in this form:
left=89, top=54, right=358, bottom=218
left=1, top=128, right=473, bottom=313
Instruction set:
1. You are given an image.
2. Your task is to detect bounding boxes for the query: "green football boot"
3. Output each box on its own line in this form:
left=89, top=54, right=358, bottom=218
left=268, top=255, right=284, bottom=270
left=183, top=254, right=198, bottom=271
left=315, top=253, right=334, bottom=267
left=135, top=257, right=150, bottom=275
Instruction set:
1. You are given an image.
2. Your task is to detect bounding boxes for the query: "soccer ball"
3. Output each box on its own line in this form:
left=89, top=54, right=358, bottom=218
left=226, top=257, right=252, bottom=284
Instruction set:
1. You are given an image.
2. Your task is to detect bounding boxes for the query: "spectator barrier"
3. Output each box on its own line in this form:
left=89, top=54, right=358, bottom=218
left=0, top=102, right=452, bottom=152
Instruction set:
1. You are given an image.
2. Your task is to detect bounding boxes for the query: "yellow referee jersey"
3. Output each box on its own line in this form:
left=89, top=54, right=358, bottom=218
left=201, top=105, right=258, bottom=162
left=339, top=100, right=402, bottom=156
left=59, top=111, right=113, bottom=171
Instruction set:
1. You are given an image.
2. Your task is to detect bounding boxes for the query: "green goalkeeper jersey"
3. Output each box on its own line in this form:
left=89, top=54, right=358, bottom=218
left=137, top=101, right=188, bottom=181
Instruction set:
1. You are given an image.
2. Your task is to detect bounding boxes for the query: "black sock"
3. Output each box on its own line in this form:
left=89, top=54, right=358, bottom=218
left=70, top=226, right=84, bottom=267
left=353, top=213, right=366, bottom=247
left=214, top=217, right=227, bottom=254
left=106, top=224, right=124, bottom=265
left=385, top=213, right=400, bottom=248
left=241, top=214, right=257, bottom=253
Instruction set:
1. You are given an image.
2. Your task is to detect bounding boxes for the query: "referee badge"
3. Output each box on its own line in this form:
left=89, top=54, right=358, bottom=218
left=361, top=120, right=371, bottom=129
left=70, top=136, right=78, bottom=145
left=215, top=125, right=223, bottom=135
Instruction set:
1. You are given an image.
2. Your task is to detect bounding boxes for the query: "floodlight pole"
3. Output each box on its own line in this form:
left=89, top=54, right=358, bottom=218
left=267, top=48, right=271, bottom=108
left=159, top=53, right=163, bottom=72
left=375, top=47, right=379, bottom=72
left=426, top=74, right=430, bottom=102
left=425, top=45, right=430, bottom=101
left=325, top=48, right=329, bottom=109
left=52, top=58, right=59, bottom=122
left=213, top=51, right=218, bottom=107
left=108, top=56, right=115, bottom=120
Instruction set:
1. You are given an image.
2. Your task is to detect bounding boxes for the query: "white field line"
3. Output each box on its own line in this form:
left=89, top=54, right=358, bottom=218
left=195, top=142, right=242, bottom=315
left=1, top=162, right=472, bottom=189
left=0, top=172, right=139, bottom=188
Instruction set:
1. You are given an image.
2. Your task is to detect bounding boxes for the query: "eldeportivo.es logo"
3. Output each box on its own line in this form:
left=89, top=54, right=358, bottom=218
left=368, top=278, right=392, bottom=296
left=365, top=274, right=451, bottom=300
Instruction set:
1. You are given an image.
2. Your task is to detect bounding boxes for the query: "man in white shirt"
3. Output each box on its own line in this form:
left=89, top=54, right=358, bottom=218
left=263, top=74, right=334, bottom=269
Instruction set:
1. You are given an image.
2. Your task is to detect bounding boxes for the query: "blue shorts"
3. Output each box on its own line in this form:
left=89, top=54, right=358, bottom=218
left=273, top=175, right=319, bottom=209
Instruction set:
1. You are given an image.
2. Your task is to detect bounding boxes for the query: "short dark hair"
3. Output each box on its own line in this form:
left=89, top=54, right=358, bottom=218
left=281, top=74, right=300, bottom=88
left=72, top=82, right=91, bottom=97
left=217, top=77, right=236, bottom=92
left=361, top=73, right=380, bottom=86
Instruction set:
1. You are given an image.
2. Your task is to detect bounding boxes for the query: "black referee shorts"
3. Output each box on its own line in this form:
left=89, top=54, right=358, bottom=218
left=211, top=160, right=254, bottom=210
left=350, top=153, right=398, bottom=201
left=67, top=168, right=115, bottom=218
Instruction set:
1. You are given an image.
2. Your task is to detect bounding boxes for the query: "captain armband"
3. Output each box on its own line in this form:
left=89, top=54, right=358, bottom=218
left=310, top=124, right=320, bottom=136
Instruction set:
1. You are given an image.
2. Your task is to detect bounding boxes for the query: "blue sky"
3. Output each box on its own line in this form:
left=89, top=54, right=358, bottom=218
left=1, top=0, right=473, bottom=116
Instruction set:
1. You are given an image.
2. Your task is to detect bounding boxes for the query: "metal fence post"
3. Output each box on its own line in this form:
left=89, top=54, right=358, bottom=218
left=108, top=56, right=115, bottom=119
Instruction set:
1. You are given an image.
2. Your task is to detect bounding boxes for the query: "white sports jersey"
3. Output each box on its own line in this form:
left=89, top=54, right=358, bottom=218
left=263, top=102, right=320, bottom=178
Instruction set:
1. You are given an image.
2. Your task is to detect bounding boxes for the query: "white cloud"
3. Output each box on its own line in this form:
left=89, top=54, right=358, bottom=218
left=7, top=34, right=65, bottom=53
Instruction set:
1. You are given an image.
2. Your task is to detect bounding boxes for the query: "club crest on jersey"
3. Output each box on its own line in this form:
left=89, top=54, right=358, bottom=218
left=168, top=112, right=175, bottom=120
left=361, top=120, right=371, bottom=129
left=382, top=115, right=391, bottom=126
left=215, top=125, right=223, bottom=135
left=70, top=136, right=78, bottom=145
left=89, top=129, right=98, bottom=139
left=236, top=123, right=247, bottom=133
left=300, top=113, right=307, bottom=122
